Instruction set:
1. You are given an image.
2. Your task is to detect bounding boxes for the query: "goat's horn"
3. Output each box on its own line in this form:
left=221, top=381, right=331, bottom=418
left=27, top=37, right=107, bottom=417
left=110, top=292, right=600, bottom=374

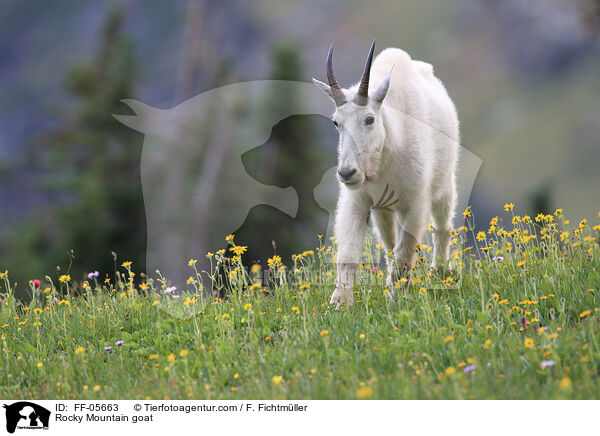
left=327, top=44, right=348, bottom=106
left=373, top=65, right=393, bottom=103
left=354, top=40, right=375, bottom=106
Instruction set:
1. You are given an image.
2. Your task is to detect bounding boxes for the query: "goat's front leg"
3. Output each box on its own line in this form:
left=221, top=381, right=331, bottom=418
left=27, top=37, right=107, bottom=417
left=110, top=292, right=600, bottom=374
left=331, top=194, right=369, bottom=308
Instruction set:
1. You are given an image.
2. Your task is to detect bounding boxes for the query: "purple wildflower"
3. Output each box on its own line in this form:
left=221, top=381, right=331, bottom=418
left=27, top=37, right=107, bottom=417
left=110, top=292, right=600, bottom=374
left=115, top=340, right=124, bottom=346
left=164, top=286, right=176, bottom=294
left=54, top=297, right=59, bottom=303
left=541, top=360, right=555, bottom=368
left=88, top=271, right=100, bottom=280
left=519, top=317, right=528, bottom=329
left=104, top=346, right=112, bottom=351
left=492, top=256, right=504, bottom=262
left=172, top=295, right=180, bottom=299
left=464, top=364, right=476, bottom=373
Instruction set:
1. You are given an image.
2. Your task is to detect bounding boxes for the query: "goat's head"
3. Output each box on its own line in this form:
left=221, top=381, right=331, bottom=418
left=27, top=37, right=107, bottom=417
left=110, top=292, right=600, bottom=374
left=313, top=40, right=393, bottom=188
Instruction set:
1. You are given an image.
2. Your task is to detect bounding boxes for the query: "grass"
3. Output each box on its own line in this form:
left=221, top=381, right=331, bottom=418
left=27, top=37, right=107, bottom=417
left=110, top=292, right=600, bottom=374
left=1, top=204, right=599, bottom=400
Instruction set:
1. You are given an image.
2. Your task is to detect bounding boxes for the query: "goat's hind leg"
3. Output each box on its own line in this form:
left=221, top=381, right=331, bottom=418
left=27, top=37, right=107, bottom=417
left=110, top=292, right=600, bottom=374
left=394, top=206, right=427, bottom=280
left=371, top=209, right=396, bottom=297
left=431, top=191, right=455, bottom=271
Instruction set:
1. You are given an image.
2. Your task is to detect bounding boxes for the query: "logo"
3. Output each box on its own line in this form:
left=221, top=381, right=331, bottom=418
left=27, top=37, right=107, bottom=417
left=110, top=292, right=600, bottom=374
left=3, top=402, right=50, bottom=434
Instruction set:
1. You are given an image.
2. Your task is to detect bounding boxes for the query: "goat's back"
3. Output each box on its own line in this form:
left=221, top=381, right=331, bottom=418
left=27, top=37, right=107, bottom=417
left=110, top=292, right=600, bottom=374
left=370, top=48, right=459, bottom=142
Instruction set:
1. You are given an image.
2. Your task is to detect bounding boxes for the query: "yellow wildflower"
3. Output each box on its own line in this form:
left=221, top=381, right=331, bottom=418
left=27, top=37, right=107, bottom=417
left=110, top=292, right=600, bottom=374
left=559, top=377, right=572, bottom=390
left=356, top=386, right=374, bottom=399
left=268, top=255, right=282, bottom=268
left=229, top=245, right=248, bottom=256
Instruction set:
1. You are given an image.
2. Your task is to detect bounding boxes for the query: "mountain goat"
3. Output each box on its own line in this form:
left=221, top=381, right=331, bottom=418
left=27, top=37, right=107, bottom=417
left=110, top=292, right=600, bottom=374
left=313, top=41, right=459, bottom=307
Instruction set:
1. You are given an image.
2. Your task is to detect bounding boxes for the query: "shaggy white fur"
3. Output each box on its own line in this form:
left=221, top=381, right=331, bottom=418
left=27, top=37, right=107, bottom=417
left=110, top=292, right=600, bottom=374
left=313, top=46, right=459, bottom=307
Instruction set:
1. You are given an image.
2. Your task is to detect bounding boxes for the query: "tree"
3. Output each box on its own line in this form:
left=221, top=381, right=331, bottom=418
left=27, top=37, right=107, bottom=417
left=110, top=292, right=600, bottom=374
left=36, top=7, right=145, bottom=283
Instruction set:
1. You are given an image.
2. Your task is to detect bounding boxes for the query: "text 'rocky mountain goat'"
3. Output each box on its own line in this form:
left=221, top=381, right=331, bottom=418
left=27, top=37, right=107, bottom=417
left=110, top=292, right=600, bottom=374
left=312, top=41, right=459, bottom=307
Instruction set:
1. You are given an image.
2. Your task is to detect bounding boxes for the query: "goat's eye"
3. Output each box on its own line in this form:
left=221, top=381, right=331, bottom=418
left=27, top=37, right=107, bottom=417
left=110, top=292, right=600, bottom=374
left=365, top=116, right=375, bottom=125
left=332, top=120, right=339, bottom=128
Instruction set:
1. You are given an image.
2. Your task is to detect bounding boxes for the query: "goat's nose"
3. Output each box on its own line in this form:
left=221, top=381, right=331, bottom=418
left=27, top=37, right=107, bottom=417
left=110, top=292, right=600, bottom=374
left=338, top=168, right=357, bottom=181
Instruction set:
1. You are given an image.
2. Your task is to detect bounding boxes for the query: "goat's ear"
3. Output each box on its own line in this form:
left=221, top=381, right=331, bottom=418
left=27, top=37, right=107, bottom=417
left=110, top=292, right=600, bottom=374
left=312, top=78, right=334, bottom=100
left=373, top=65, right=394, bottom=104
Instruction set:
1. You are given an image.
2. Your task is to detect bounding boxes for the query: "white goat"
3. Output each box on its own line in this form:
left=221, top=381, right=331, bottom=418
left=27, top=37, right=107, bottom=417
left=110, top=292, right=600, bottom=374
left=313, top=41, right=459, bottom=307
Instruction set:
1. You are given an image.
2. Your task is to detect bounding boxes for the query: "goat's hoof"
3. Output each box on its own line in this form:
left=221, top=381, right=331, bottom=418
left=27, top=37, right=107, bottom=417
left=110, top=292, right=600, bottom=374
left=384, top=289, right=395, bottom=303
left=386, top=277, right=394, bottom=291
left=329, top=288, right=353, bottom=309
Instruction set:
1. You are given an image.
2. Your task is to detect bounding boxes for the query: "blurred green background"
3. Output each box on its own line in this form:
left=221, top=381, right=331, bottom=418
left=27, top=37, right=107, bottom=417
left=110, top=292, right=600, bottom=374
left=1, top=0, right=599, bottom=290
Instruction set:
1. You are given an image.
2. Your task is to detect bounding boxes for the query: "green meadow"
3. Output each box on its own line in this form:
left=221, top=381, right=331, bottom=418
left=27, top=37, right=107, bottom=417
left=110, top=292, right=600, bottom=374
left=1, top=205, right=599, bottom=399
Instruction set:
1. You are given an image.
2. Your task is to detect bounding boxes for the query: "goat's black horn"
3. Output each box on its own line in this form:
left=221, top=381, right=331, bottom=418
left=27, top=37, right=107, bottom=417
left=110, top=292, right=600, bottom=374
left=327, top=44, right=348, bottom=106
left=354, top=40, right=375, bottom=106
